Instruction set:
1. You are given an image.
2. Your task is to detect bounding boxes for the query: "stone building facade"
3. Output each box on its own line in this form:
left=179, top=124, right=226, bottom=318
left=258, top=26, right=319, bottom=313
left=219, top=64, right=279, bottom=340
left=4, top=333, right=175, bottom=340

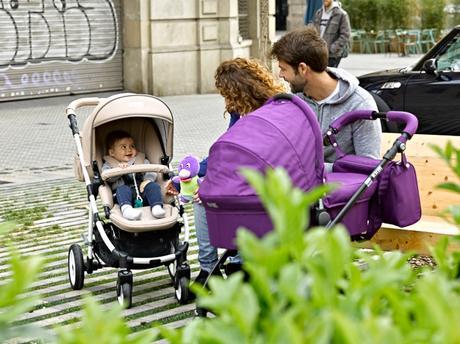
left=0, top=0, right=275, bottom=101
left=123, top=0, right=276, bottom=96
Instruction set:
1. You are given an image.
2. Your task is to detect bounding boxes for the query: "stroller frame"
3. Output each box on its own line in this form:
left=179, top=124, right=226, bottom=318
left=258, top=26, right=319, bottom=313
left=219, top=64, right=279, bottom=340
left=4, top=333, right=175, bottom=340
left=66, top=95, right=191, bottom=308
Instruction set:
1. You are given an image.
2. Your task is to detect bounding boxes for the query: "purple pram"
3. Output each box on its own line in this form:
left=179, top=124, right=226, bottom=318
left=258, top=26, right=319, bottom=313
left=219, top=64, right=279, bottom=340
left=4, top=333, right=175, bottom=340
left=199, top=93, right=419, bottom=250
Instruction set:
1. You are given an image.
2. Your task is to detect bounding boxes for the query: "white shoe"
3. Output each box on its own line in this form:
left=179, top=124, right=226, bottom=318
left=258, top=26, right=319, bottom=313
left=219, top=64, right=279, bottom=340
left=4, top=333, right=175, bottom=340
left=121, top=205, right=142, bottom=221
left=152, top=205, right=166, bottom=218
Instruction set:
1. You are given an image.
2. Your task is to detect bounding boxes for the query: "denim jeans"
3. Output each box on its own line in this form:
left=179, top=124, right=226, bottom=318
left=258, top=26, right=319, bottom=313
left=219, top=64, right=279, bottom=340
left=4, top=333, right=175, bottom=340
left=193, top=202, right=218, bottom=272
left=116, top=182, right=162, bottom=208
left=328, top=56, right=342, bottom=67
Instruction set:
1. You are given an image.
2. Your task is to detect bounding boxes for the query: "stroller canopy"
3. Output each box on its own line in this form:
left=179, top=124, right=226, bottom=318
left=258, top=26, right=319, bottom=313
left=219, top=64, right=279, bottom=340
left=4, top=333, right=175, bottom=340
left=79, top=93, right=174, bottom=169
left=200, top=94, right=325, bottom=202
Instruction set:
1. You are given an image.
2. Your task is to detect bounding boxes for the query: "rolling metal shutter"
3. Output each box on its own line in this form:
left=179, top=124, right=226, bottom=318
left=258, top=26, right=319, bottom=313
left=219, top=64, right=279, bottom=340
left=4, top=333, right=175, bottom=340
left=0, top=0, right=123, bottom=102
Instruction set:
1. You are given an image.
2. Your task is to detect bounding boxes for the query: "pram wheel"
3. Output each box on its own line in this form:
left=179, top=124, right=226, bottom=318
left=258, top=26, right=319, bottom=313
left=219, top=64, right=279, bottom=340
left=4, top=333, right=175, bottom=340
left=117, top=282, right=132, bottom=308
left=117, top=270, right=133, bottom=308
left=195, top=306, right=208, bottom=317
left=175, top=276, right=190, bottom=304
left=68, top=244, right=85, bottom=290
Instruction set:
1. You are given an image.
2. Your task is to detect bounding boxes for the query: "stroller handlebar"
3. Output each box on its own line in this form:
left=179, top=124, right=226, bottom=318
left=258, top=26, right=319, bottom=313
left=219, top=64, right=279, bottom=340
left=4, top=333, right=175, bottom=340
left=66, top=97, right=101, bottom=116
left=327, top=110, right=418, bottom=142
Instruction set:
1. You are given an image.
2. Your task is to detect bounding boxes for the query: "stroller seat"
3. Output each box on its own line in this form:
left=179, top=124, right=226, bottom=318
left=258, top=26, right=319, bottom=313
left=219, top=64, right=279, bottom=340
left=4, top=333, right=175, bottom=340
left=99, top=162, right=179, bottom=233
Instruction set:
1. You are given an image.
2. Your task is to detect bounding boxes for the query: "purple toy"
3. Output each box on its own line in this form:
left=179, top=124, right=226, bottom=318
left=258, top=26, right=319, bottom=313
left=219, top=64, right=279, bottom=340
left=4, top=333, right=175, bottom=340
left=172, top=155, right=202, bottom=203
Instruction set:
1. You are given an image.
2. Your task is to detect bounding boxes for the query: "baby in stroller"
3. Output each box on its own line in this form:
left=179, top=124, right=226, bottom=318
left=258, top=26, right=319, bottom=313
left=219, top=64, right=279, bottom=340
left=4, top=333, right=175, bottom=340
left=66, top=93, right=192, bottom=309
left=102, top=130, right=166, bottom=220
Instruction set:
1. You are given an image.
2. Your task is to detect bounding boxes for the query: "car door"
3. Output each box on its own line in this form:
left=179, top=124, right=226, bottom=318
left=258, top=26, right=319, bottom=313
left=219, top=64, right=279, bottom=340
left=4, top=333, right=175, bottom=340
left=403, top=32, right=460, bottom=135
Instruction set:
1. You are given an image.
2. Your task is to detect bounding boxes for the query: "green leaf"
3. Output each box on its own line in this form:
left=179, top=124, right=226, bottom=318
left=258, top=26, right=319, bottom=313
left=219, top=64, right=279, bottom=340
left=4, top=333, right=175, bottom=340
left=437, top=182, right=460, bottom=194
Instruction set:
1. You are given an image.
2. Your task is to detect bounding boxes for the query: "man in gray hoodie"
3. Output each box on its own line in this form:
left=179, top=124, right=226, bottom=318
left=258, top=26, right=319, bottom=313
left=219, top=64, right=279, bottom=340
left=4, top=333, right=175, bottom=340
left=271, top=26, right=381, bottom=172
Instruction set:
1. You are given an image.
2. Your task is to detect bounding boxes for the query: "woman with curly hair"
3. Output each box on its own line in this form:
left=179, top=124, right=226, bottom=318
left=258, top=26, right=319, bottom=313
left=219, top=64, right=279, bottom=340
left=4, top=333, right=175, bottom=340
left=215, top=57, right=286, bottom=116
left=193, top=58, right=285, bottom=284
left=168, top=58, right=285, bottom=289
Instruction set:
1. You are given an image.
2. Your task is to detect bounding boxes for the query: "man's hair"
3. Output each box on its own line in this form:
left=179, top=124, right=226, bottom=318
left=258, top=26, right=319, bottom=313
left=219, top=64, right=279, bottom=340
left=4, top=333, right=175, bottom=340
left=270, top=26, right=328, bottom=72
left=214, top=57, right=286, bottom=115
left=106, top=130, right=133, bottom=152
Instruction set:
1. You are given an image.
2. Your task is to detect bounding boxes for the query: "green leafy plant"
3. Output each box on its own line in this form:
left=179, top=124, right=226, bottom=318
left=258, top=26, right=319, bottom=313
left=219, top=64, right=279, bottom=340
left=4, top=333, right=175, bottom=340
left=159, top=167, right=460, bottom=343
left=56, top=297, right=158, bottom=344
left=0, top=222, right=49, bottom=343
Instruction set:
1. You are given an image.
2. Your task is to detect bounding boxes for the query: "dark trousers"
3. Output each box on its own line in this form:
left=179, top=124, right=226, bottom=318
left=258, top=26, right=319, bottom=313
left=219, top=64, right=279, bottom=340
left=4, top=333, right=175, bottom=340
left=116, top=182, right=162, bottom=208
left=328, top=57, right=342, bottom=68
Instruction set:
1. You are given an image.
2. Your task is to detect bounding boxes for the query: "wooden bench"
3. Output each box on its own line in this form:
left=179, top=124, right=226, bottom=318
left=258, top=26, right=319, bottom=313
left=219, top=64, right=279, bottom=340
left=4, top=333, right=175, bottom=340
left=359, top=133, right=460, bottom=254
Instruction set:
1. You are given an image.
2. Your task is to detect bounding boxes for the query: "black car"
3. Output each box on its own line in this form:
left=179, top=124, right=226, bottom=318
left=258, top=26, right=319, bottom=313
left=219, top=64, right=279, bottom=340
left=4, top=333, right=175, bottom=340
left=358, top=25, right=460, bottom=135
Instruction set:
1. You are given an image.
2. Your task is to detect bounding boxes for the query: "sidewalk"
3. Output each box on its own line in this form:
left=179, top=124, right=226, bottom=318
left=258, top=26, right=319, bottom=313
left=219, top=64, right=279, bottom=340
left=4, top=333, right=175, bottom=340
left=0, top=53, right=422, bottom=185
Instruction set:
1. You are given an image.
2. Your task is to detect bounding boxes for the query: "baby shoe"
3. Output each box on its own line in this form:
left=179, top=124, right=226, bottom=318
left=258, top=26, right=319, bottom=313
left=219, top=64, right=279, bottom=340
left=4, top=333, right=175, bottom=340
left=152, top=205, right=166, bottom=218
left=121, top=205, right=142, bottom=221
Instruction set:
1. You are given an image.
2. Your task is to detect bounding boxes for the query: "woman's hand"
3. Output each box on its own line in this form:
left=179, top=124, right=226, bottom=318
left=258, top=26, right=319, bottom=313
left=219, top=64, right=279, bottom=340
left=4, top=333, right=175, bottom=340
left=139, top=180, right=151, bottom=193
left=165, top=180, right=179, bottom=196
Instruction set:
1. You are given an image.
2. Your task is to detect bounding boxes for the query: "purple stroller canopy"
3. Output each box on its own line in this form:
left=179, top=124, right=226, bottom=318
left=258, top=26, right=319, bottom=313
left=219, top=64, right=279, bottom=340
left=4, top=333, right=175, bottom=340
left=200, top=94, right=325, bottom=206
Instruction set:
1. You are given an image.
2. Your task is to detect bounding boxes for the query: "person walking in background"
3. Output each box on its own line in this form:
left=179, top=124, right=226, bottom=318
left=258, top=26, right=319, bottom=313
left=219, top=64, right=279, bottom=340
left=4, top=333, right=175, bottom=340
left=313, top=0, right=351, bottom=67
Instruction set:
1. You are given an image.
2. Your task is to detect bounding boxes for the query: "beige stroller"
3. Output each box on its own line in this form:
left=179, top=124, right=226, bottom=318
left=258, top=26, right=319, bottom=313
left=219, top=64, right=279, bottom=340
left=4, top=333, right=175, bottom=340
left=66, top=93, right=191, bottom=308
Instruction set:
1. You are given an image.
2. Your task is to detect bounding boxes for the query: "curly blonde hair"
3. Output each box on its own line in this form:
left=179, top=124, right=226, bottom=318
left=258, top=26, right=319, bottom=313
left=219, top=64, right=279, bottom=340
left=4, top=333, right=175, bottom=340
left=215, top=58, right=286, bottom=116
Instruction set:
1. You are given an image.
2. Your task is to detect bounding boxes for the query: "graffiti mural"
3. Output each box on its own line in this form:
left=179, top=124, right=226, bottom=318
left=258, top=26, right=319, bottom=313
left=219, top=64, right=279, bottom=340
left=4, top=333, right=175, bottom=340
left=0, top=0, right=121, bottom=99
left=0, top=0, right=118, bottom=68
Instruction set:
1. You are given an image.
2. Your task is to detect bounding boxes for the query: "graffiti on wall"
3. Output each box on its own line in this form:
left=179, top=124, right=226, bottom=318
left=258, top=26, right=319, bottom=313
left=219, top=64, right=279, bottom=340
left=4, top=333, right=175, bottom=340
left=0, top=0, right=119, bottom=94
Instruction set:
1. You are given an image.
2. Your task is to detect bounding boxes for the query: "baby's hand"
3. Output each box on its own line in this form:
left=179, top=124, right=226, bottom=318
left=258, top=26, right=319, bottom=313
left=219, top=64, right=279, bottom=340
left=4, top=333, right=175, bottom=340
left=118, top=162, right=129, bottom=168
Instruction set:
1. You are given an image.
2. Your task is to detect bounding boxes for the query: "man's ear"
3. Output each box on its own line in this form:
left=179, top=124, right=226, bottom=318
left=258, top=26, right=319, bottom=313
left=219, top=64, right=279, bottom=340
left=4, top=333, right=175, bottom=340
left=298, top=62, right=310, bottom=76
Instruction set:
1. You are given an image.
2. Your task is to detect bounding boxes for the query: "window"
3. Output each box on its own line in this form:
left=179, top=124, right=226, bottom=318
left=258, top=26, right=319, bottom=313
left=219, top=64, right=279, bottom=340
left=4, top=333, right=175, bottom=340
left=238, top=0, right=250, bottom=40
left=438, top=33, right=460, bottom=71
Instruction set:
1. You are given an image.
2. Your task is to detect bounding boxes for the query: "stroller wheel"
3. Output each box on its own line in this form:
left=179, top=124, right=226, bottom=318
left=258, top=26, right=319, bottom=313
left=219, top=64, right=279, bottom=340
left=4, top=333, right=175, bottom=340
left=175, top=276, right=190, bottom=304
left=117, top=282, right=132, bottom=308
left=68, top=244, right=85, bottom=290
left=195, top=306, right=208, bottom=317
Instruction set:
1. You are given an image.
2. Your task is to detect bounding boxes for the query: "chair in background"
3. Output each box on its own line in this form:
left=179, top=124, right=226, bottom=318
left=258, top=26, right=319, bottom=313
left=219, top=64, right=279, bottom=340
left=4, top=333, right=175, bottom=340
left=374, top=30, right=390, bottom=53
left=405, top=29, right=423, bottom=55
left=398, top=29, right=422, bottom=56
left=351, top=29, right=374, bottom=53
left=385, top=29, right=399, bottom=54
left=420, top=28, right=437, bottom=53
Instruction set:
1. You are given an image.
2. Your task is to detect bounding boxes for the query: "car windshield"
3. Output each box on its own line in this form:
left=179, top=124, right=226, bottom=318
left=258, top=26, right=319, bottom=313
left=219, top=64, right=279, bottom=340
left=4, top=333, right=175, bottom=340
left=437, top=33, right=460, bottom=71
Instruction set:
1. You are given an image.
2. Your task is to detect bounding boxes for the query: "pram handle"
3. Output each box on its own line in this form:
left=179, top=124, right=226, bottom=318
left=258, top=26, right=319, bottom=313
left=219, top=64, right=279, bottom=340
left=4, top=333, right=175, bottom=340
left=101, top=164, right=170, bottom=182
left=66, top=97, right=101, bottom=115
left=327, top=110, right=418, bottom=141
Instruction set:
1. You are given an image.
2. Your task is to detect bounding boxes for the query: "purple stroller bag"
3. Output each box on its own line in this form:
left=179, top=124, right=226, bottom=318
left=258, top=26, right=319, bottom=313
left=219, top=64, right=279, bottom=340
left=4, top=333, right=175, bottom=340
left=333, top=153, right=421, bottom=228
left=199, top=95, right=385, bottom=249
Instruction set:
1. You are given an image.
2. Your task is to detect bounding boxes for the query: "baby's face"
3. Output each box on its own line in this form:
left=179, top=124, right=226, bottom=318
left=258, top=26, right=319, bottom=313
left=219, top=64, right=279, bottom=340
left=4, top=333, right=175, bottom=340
left=109, top=137, right=137, bottom=162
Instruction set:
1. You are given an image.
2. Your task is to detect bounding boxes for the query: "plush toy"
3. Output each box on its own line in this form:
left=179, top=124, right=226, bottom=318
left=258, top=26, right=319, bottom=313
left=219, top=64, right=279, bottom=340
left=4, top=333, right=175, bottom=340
left=172, top=155, right=202, bottom=203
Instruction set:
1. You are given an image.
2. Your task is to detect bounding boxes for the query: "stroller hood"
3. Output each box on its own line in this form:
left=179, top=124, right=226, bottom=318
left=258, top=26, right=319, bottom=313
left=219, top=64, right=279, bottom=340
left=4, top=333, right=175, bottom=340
left=76, top=93, right=174, bottom=179
left=200, top=94, right=325, bottom=205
